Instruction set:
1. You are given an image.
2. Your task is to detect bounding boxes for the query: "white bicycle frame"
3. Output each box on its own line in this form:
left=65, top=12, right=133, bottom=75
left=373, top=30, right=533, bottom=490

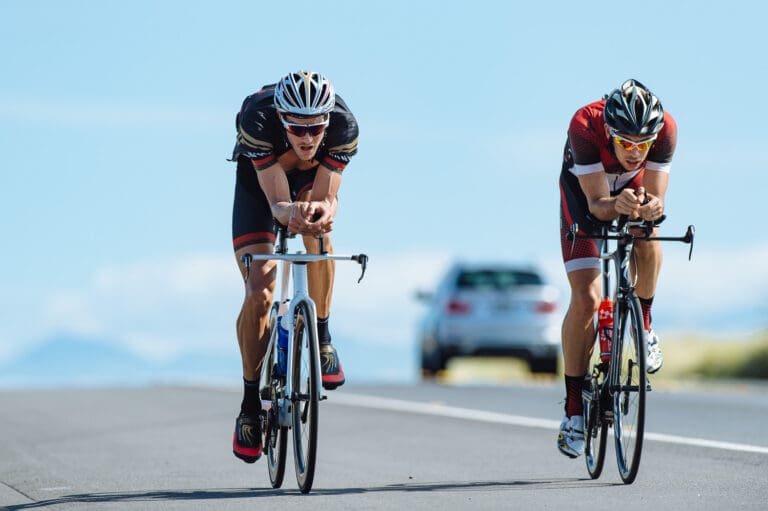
left=242, top=235, right=367, bottom=423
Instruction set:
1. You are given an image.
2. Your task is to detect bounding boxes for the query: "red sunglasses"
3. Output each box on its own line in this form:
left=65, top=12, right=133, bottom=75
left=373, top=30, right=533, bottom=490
left=281, top=117, right=329, bottom=137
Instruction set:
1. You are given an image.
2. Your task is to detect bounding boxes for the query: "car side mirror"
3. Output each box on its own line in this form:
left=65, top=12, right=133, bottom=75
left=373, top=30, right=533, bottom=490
left=414, top=290, right=434, bottom=303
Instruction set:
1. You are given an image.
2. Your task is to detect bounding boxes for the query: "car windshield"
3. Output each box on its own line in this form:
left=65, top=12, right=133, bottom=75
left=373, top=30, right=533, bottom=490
left=456, top=269, right=542, bottom=290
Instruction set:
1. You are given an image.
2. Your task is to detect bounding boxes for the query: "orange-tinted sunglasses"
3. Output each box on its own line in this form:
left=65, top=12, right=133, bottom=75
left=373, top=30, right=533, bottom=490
left=610, top=129, right=656, bottom=152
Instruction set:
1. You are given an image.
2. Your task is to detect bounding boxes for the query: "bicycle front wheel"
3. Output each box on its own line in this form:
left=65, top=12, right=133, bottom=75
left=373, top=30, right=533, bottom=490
left=262, top=303, right=287, bottom=488
left=612, top=295, right=646, bottom=484
left=291, top=300, right=319, bottom=494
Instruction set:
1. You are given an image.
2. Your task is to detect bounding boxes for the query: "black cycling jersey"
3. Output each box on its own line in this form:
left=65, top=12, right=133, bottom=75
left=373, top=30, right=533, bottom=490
left=229, top=84, right=359, bottom=250
left=231, top=84, right=359, bottom=172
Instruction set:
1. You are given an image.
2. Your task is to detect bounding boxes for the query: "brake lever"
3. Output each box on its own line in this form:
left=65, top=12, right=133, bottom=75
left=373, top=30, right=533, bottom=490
left=567, top=223, right=579, bottom=257
left=685, top=225, right=695, bottom=261
left=354, top=254, right=369, bottom=283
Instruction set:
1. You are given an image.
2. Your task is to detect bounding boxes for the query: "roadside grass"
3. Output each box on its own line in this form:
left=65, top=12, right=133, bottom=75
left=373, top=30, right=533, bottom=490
left=434, top=329, right=768, bottom=385
left=663, top=329, right=768, bottom=380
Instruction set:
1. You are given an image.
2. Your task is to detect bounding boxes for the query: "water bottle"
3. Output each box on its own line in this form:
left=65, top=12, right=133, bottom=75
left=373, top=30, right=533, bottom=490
left=276, top=315, right=289, bottom=376
left=598, top=297, right=614, bottom=362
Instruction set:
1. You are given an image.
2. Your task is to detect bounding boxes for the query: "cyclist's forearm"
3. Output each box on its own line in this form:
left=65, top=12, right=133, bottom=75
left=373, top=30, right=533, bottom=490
left=588, top=197, right=621, bottom=221
left=256, top=163, right=293, bottom=225
left=270, top=201, right=294, bottom=226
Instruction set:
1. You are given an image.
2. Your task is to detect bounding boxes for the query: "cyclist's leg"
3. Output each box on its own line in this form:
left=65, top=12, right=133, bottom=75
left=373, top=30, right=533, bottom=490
left=303, top=232, right=334, bottom=320
left=558, top=266, right=598, bottom=458
left=623, top=170, right=662, bottom=328
left=631, top=234, right=662, bottom=327
left=557, top=175, right=600, bottom=457
left=562, top=269, right=601, bottom=378
left=233, top=156, right=278, bottom=383
left=626, top=171, right=664, bottom=372
left=632, top=235, right=664, bottom=372
left=293, top=184, right=344, bottom=388
left=231, top=156, right=278, bottom=462
left=290, top=185, right=335, bottom=322
left=234, top=243, right=277, bottom=381
left=559, top=176, right=602, bottom=407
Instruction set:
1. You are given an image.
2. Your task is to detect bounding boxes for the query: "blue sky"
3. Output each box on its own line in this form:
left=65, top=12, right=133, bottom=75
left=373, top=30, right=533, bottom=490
left=1, top=1, right=766, bottom=383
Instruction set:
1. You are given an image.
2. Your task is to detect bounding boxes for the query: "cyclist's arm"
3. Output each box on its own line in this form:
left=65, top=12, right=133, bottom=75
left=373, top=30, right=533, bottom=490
left=254, top=161, right=294, bottom=226
left=287, top=165, right=341, bottom=234
left=638, top=169, right=669, bottom=221
left=310, top=165, right=341, bottom=217
left=577, top=172, right=642, bottom=221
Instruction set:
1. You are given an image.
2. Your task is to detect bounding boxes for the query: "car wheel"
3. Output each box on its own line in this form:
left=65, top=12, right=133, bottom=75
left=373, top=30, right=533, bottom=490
left=528, top=355, right=558, bottom=375
left=421, top=348, right=447, bottom=379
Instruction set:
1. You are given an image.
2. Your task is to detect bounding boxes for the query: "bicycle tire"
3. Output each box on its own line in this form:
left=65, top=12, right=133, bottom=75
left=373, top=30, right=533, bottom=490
left=612, top=295, right=646, bottom=484
left=263, top=303, right=287, bottom=488
left=583, top=365, right=608, bottom=479
left=291, top=300, right=319, bottom=494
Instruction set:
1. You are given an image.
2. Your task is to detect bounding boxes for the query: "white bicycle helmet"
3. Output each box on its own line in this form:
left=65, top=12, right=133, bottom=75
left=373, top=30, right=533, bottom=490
left=273, top=70, right=335, bottom=117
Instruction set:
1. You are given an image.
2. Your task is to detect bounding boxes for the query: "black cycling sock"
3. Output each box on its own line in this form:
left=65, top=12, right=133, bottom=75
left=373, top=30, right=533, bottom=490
left=565, top=374, right=585, bottom=417
left=638, top=296, right=654, bottom=331
left=241, top=378, right=262, bottom=416
left=317, top=316, right=332, bottom=346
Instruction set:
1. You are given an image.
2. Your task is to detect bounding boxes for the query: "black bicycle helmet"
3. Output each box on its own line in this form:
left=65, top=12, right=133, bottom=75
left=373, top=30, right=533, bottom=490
left=604, top=79, right=665, bottom=137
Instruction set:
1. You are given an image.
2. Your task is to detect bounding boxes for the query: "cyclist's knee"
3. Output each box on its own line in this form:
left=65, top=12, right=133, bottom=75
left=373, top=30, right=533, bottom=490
left=243, top=270, right=274, bottom=313
left=243, top=288, right=272, bottom=316
left=634, top=239, right=662, bottom=260
left=302, top=233, right=332, bottom=253
left=570, top=286, right=600, bottom=317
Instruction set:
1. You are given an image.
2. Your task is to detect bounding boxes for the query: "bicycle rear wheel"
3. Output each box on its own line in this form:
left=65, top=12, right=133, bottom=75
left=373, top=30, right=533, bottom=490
left=583, top=365, right=608, bottom=479
left=262, top=303, right=287, bottom=488
left=612, top=295, right=646, bottom=484
left=291, top=301, right=319, bottom=494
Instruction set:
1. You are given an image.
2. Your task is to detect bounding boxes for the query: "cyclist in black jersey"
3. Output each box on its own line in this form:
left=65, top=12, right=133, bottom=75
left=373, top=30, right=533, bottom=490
left=230, top=70, right=359, bottom=464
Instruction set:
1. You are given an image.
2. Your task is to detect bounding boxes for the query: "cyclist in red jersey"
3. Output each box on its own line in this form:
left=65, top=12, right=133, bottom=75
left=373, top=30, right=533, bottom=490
left=229, top=71, right=359, bottom=463
left=557, top=79, right=677, bottom=458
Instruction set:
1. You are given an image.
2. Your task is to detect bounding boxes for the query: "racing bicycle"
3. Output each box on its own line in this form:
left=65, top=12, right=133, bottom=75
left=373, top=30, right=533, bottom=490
left=567, top=215, right=694, bottom=484
left=240, top=226, right=368, bottom=494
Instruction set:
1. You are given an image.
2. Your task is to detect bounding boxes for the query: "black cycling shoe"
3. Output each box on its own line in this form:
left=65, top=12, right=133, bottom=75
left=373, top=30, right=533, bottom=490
left=232, top=411, right=263, bottom=463
left=320, top=344, right=346, bottom=390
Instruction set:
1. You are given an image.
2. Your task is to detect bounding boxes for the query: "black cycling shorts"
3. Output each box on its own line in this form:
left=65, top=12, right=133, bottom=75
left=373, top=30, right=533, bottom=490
left=232, top=155, right=318, bottom=251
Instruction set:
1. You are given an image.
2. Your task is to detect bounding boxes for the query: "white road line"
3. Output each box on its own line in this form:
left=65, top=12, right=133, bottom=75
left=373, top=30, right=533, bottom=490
left=330, top=393, right=768, bottom=455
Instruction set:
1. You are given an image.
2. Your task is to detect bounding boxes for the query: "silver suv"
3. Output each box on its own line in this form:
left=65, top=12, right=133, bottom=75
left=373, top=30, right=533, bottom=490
left=417, top=262, right=561, bottom=376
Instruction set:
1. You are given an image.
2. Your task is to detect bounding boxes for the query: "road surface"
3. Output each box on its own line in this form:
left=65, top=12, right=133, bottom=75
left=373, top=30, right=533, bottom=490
left=1, top=381, right=766, bottom=510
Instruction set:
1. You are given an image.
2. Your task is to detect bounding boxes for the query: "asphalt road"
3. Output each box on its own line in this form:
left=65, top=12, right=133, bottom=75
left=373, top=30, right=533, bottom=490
left=1, top=381, right=767, bottom=510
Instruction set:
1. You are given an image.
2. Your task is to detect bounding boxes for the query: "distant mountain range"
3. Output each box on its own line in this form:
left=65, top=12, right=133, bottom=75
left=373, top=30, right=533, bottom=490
left=0, top=335, right=415, bottom=388
left=0, top=336, right=240, bottom=388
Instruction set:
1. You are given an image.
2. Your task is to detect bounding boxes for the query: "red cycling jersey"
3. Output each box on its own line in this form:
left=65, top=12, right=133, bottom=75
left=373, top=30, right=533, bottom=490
left=565, top=99, right=677, bottom=192
left=558, top=99, right=678, bottom=272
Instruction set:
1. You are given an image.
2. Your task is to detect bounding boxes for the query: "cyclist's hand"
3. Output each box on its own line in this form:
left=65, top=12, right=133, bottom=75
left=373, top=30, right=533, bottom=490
left=288, top=201, right=334, bottom=235
left=615, top=188, right=644, bottom=218
left=638, top=192, right=664, bottom=221
left=307, top=201, right=335, bottom=235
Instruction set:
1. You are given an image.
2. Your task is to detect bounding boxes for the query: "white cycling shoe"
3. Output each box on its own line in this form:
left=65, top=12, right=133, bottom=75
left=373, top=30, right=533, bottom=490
left=646, top=329, right=663, bottom=374
left=557, top=414, right=585, bottom=458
